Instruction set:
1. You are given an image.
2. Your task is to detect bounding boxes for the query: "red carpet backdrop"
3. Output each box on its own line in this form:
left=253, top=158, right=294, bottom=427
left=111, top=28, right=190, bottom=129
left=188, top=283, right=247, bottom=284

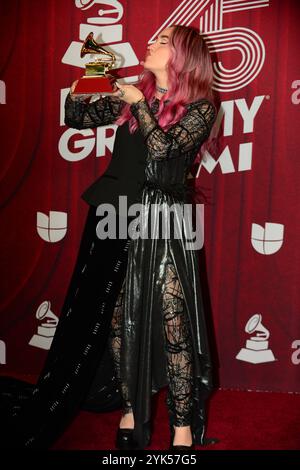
left=0, top=0, right=299, bottom=394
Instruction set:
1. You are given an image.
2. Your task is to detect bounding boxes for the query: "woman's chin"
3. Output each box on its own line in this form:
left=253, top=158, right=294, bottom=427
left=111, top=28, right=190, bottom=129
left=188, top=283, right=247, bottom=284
left=141, top=62, right=151, bottom=71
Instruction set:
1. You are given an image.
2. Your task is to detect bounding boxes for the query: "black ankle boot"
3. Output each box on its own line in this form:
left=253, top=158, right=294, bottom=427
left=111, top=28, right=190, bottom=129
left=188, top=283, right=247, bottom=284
left=115, top=428, right=138, bottom=450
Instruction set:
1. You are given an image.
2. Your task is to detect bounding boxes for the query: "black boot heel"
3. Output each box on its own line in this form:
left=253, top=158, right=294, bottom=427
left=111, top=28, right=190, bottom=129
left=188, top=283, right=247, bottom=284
left=170, top=444, right=195, bottom=450
left=115, top=428, right=138, bottom=450
left=169, top=422, right=175, bottom=449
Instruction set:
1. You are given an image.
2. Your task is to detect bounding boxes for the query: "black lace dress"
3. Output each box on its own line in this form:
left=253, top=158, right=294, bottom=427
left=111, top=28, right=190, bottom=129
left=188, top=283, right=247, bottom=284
left=124, top=98, right=216, bottom=448
left=71, top=94, right=216, bottom=448
left=2, top=93, right=216, bottom=450
left=66, top=93, right=216, bottom=448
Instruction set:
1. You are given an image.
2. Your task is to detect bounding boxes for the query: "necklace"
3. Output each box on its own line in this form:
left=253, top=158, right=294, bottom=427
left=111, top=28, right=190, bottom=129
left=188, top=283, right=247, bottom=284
left=156, top=85, right=168, bottom=94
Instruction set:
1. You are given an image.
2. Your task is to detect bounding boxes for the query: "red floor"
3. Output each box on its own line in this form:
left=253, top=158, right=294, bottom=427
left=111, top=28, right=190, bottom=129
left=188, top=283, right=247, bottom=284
left=51, top=388, right=300, bottom=450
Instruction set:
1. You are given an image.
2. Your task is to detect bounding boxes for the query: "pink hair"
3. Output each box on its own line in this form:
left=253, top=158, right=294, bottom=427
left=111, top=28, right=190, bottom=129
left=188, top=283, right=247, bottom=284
left=115, top=24, right=215, bottom=133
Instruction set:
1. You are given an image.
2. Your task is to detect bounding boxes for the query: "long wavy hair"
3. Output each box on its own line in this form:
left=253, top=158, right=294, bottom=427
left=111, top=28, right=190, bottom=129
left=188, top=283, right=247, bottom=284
left=115, top=24, right=215, bottom=133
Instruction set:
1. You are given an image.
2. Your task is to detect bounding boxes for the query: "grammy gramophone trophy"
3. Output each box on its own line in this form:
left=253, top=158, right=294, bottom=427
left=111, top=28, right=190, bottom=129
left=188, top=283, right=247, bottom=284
left=73, top=32, right=117, bottom=95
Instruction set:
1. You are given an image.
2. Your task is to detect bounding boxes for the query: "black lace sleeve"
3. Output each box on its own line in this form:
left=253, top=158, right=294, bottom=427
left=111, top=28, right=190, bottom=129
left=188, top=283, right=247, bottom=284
left=130, top=99, right=216, bottom=160
left=64, top=93, right=125, bottom=129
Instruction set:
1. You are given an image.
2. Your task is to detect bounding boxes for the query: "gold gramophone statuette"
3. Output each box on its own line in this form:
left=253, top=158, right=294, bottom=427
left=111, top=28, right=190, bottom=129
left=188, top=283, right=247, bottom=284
left=73, top=32, right=117, bottom=95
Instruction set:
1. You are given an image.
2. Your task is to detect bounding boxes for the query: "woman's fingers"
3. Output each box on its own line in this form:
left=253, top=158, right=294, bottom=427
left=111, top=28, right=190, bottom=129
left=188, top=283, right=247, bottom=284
left=109, top=80, right=120, bottom=96
left=70, top=80, right=79, bottom=94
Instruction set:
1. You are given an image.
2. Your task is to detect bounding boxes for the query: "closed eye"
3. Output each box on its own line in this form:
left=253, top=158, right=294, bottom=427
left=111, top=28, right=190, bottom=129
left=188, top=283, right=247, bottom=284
left=157, top=35, right=169, bottom=44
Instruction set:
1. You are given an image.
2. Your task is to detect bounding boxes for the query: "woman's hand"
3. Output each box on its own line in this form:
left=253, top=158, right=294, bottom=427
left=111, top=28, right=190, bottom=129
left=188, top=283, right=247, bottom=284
left=70, top=80, right=79, bottom=95
left=111, top=81, right=145, bottom=105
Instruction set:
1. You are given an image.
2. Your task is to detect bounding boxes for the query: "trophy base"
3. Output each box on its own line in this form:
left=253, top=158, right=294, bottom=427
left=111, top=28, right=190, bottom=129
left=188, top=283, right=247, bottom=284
left=73, top=75, right=116, bottom=95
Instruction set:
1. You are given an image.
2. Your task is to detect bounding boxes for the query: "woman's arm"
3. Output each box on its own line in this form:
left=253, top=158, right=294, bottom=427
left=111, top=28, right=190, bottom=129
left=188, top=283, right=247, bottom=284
left=64, top=93, right=125, bottom=130
left=130, top=99, right=216, bottom=160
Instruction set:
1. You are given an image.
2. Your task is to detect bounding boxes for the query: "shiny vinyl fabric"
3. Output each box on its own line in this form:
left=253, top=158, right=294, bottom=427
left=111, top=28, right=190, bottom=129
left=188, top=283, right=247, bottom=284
left=119, top=98, right=217, bottom=448
left=123, top=193, right=214, bottom=448
left=0, top=94, right=217, bottom=449
left=1, top=208, right=130, bottom=448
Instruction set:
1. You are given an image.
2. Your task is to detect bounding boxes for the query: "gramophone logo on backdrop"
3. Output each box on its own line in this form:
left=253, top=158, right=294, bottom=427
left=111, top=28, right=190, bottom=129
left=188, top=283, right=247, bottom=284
left=62, top=0, right=139, bottom=75
left=36, top=211, right=67, bottom=242
left=29, top=301, right=59, bottom=350
left=59, top=0, right=140, bottom=161
left=251, top=222, right=284, bottom=254
left=236, top=314, right=276, bottom=364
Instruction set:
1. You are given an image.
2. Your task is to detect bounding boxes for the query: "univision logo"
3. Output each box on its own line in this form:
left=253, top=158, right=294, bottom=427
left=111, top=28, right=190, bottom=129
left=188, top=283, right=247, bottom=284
left=251, top=222, right=284, bottom=255
left=36, top=211, right=67, bottom=243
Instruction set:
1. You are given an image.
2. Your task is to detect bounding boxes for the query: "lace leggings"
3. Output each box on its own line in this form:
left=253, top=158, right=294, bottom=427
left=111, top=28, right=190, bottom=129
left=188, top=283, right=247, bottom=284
left=109, top=261, right=194, bottom=427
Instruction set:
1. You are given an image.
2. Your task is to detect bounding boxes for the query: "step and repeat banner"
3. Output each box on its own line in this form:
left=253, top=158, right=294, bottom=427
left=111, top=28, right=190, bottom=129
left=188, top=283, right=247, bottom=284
left=0, top=0, right=299, bottom=392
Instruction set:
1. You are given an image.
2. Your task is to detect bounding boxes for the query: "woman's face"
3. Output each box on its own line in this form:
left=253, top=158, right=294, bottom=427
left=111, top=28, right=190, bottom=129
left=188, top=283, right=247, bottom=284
left=143, top=27, right=173, bottom=73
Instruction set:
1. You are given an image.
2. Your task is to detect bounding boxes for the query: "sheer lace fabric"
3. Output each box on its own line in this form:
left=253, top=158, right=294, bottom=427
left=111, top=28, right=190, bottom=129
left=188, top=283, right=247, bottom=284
left=130, top=98, right=216, bottom=161
left=108, top=279, right=132, bottom=415
left=109, top=258, right=194, bottom=427
left=65, top=93, right=216, bottom=164
left=64, top=94, right=125, bottom=129
left=65, top=92, right=216, bottom=430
